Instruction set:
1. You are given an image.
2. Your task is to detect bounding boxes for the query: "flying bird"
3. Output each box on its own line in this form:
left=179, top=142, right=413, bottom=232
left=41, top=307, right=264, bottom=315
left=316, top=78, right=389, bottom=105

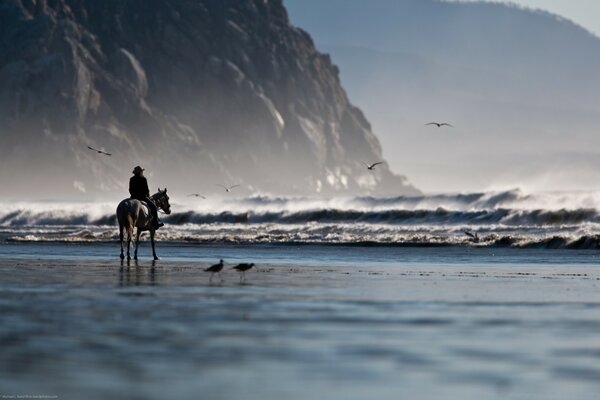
left=216, top=184, right=241, bottom=192
left=464, top=231, right=480, bottom=243
left=361, top=161, right=384, bottom=170
left=205, top=259, right=224, bottom=282
left=425, top=122, right=453, bottom=128
left=187, top=194, right=207, bottom=199
left=232, top=262, right=255, bottom=282
left=87, top=146, right=112, bottom=156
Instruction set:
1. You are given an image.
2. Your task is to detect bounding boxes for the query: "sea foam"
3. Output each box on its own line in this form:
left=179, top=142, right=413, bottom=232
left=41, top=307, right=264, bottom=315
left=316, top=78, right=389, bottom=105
left=2, top=190, right=600, bottom=248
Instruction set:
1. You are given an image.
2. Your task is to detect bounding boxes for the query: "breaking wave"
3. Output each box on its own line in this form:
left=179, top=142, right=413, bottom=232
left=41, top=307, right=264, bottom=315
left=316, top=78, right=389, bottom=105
left=1, top=206, right=599, bottom=228
left=2, top=189, right=600, bottom=248
left=162, top=207, right=599, bottom=226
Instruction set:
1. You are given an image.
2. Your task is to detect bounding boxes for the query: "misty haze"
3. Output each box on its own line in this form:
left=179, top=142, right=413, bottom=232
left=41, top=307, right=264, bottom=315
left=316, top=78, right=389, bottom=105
left=0, top=0, right=416, bottom=199
left=1, top=1, right=600, bottom=400
left=286, top=0, right=600, bottom=192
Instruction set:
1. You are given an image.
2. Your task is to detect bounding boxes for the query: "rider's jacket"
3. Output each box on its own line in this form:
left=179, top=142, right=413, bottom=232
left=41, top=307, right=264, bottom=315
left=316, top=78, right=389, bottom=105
left=129, top=175, right=150, bottom=200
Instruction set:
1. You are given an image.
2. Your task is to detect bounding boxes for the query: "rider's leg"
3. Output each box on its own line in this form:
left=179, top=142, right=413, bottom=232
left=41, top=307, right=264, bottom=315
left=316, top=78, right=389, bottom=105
left=145, top=198, right=162, bottom=229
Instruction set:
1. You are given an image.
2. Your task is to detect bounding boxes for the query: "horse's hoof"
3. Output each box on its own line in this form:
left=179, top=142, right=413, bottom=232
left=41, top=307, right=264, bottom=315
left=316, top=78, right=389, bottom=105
left=153, top=256, right=160, bottom=261
left=120, top=254, right=125, bottom=260
left=127, top=256, right=131, bottom=261
left=134, top=257, right=138, bottom=261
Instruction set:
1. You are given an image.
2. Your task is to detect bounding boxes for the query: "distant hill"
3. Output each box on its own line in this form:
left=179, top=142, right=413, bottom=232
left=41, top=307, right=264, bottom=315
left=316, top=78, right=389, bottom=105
left=0, top=0, right=419, bottom=198
left=285, top=0, right=600, bottom=192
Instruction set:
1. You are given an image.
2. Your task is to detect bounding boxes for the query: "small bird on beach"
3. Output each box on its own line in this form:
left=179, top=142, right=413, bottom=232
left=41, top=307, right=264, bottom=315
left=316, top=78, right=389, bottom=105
left=425, top=122, right=453, bottom=128
left=187, top=194, right=207, bottom=199
left=464, top=231, right=480, bottom=243
left=361, top=161, right=383, bottom=170
left=216, top=184, right=240, bottom=193
left=205, top=259, right=224, bottom=282
left=232, top=263, right=255, bottom=282
left=87, top=145, right=112, bottom=156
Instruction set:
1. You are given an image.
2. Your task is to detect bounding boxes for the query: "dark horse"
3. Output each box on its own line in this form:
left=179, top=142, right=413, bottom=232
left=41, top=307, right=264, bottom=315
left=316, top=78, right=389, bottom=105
left=117, top=188, right=171, bottom=260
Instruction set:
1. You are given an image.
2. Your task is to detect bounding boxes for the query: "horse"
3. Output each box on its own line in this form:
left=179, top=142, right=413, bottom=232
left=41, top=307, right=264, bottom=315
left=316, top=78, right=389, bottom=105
left=116, top=188, right=171, bottom=261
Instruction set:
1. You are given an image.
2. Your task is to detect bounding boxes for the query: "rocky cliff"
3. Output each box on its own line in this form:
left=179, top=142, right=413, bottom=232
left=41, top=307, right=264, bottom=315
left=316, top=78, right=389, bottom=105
left=0, top=0, right=419, bottom=198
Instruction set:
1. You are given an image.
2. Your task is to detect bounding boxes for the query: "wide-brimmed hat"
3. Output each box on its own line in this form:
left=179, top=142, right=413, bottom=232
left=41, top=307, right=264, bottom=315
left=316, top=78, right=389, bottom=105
left=132, top=166, right=145, bottom=174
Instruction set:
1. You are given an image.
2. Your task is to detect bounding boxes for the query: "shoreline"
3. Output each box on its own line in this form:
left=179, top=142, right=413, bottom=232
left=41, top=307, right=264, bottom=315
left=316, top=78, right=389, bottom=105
left=4, top=235, right=600, bottom=250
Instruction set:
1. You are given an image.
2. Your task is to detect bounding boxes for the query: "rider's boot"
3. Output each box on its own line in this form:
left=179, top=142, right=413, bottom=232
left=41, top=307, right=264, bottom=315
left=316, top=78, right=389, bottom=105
left=152, top=208, right=163, bottom=230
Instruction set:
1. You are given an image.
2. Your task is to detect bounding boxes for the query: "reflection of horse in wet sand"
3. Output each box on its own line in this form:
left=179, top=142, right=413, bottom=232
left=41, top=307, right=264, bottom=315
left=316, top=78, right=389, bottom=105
left=117, top=188, right=171, bottom=261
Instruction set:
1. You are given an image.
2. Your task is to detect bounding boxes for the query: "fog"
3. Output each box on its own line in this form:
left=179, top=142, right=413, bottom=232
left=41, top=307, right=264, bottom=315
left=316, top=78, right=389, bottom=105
left=451, top=0, right=600, bottom=37
left=0, top=0, right=419, bottom=199
left=285, top=0, right=600, bottom=193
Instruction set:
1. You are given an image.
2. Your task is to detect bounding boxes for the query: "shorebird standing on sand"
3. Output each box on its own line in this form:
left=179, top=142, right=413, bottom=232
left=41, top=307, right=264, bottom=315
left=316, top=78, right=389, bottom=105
left=232, top=263, right=255, bottom=282
left=205, top=259, right=224, bottom=282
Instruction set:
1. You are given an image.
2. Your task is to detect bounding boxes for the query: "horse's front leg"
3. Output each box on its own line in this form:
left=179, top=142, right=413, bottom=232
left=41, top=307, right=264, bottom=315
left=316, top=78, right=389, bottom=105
left=119, top=225, right=125, bottom=260
left=134, top=229, right=142, bottom=260
left=150, top=229, right=159, bottom=260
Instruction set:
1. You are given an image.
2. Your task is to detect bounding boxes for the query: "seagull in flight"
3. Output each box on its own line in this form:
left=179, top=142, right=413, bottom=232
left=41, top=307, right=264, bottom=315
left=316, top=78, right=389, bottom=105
left=187, top=194, right=207, bottom=199
left=216, top=184, right=241, bottom=192
left=87, top=146, right=112, bottom=156
left=464, top=231, right=480, bottom=243
left=362, top=161, right=384, bottom=170
left=425, top=122, right=453, bottom=128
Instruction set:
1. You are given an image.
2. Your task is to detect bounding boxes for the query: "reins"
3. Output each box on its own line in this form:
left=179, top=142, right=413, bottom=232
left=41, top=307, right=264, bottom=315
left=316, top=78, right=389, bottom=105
left=151, top=192, right=169, bottom=214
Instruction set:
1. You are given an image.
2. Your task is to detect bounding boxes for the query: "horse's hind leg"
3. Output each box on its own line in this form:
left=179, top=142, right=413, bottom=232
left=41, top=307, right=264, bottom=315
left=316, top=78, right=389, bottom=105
left=134, top=229, right=141, bottom=261
left=119, top=224, right=125, bottom=260
left=150, top=230, right=159, bottom=260
left=126, top=228, right=132, bottom=261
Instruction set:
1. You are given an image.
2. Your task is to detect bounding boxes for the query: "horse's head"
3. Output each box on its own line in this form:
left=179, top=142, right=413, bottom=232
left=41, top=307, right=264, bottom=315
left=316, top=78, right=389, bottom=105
left=153, top=187, right=171, bottom=215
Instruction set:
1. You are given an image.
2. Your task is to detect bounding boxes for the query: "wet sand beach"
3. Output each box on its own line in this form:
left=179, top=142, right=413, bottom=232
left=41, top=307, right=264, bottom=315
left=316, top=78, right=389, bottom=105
left=1, top=244, right=600, bottom=400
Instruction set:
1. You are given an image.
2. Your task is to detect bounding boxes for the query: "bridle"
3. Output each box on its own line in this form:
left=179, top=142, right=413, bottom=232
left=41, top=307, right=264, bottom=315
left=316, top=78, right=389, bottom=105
left=151, top=190, right=171, bottom=214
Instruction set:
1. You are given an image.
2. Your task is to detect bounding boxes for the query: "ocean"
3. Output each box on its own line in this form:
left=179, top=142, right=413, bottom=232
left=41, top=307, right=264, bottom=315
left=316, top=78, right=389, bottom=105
left=1, top=190, right=600, bottom=399
left=3, top=189, right=600, bottom=248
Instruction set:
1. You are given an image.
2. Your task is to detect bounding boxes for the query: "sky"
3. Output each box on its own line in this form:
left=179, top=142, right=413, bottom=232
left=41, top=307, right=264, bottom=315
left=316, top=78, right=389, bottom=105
left=453, top=0, right=600, bottom=37
left=285, top=0, right=600, bottom=193
left=442, top=1, right=600, bottom=192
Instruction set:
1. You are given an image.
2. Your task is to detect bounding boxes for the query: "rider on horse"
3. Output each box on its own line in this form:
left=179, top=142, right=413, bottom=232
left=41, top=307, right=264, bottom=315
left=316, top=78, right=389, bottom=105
left=129, top=166, right=163, bottom=230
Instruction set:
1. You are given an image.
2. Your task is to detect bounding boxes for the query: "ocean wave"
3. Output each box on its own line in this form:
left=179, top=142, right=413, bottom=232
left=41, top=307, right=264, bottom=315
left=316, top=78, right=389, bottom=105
left=1, top=207, right=597, bottom=227
left=0, top=209, right=117, bottom=227
left=2, top=188, right=599, bottom=250
left=227, top=190, right=526, bottom=212
left=6, top=228, right=600, bottom=250
left=351, top=189, right=526, bottom=210
left=234, top=188, right=597, bottom=211
left=1, top=190, right=600, bottom=234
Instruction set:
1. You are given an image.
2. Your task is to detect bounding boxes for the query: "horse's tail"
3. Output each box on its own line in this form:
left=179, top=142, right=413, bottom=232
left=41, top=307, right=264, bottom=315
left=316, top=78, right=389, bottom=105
left=117, top=199, right=135, bottom=239
left=125, top=213, right=135, bottom=237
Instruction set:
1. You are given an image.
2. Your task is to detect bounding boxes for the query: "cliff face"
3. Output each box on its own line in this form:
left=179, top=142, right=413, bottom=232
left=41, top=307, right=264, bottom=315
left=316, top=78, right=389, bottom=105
left=0, top=0, right=419, bottom=198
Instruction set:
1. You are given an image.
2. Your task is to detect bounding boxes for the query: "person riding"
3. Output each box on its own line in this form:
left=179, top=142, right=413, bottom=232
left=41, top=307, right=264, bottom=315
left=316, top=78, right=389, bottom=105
left=129, top=166, right=163, bottom=229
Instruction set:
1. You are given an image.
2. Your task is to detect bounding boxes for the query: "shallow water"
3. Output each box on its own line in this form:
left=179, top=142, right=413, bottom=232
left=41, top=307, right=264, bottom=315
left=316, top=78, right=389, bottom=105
left=1, top=243, right=600, bottom=399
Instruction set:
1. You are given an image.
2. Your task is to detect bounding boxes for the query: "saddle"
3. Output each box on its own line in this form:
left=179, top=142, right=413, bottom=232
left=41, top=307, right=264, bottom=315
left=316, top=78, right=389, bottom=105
left=126, top=195, right=163, bottom=229
left=129, top=198, right=154, bottom=222
left=139, top=201, right=151, bottom=219
left=140, top=200, right=154, bottom=221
